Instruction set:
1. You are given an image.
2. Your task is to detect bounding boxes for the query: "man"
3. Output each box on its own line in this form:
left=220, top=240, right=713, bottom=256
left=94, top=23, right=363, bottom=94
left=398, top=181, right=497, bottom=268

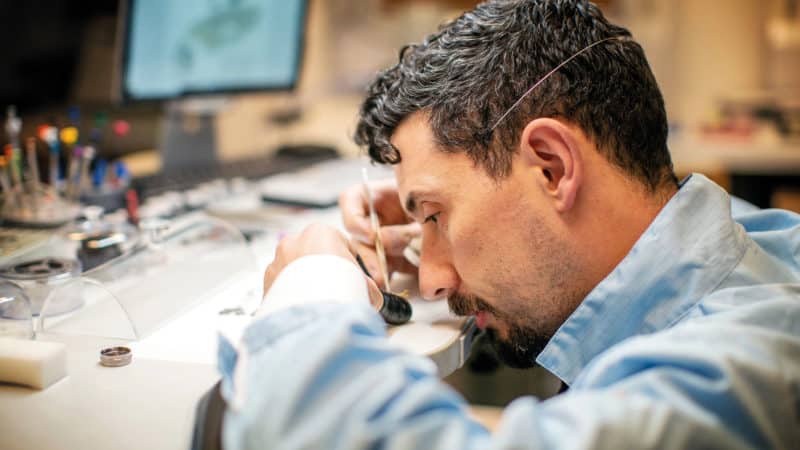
left=219, top=1, right=800, bottom=448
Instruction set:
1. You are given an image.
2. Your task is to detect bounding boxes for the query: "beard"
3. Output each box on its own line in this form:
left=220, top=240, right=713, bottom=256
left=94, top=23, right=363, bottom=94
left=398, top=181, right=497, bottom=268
left=483, top=324, right=550, bottom=369
left=448, top=291, right=551, bottom=369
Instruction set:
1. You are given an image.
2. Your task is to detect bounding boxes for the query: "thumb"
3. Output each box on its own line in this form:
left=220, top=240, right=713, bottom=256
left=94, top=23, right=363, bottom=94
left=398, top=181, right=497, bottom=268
left=380, top=222, right=422, bottom=256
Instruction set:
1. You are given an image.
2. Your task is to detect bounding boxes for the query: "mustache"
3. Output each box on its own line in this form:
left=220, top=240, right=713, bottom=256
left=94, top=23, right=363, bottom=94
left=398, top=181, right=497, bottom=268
left=447, top=291, right=498, bottom=317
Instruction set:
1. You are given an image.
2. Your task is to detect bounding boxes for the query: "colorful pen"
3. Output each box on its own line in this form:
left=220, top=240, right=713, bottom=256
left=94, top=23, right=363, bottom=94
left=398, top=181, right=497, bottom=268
left=40, top=125, right=61, bottom=190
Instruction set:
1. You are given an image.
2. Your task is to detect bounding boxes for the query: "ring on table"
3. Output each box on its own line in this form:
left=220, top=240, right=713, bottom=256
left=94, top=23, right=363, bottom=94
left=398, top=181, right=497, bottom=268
left=100, top=346, right=132, bottom=367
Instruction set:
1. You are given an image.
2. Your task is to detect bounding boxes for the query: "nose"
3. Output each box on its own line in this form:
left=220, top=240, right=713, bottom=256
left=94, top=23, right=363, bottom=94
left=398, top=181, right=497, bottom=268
left=418, top=237, right=459, bottom=301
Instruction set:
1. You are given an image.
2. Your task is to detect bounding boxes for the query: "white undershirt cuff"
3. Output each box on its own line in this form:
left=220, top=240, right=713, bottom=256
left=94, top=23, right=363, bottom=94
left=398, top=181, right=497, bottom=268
left=255, top=254, right=370, bottom=318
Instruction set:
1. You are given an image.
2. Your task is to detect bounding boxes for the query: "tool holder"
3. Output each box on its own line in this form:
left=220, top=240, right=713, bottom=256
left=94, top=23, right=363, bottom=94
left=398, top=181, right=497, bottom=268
left=0, top=185, right=81, bottom=227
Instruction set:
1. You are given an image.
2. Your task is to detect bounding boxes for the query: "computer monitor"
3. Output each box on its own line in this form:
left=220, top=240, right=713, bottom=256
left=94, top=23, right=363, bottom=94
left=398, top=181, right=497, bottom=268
left=116, top=0, right=309, bottom=171
left=119, top=0, right=308, bottom=101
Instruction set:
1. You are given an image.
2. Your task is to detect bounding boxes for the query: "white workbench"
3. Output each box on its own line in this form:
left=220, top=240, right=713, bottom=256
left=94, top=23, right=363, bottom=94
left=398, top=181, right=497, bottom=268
left=0, top=199, right=472, bottom=450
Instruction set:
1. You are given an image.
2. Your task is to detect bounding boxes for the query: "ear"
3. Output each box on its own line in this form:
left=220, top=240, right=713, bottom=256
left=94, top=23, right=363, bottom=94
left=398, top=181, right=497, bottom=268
left=518, top=118, right=584, bottom=212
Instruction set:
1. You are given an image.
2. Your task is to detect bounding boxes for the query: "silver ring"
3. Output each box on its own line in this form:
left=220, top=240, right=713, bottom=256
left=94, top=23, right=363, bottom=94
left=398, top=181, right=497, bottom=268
left=100, top=346, right=132, bottom=367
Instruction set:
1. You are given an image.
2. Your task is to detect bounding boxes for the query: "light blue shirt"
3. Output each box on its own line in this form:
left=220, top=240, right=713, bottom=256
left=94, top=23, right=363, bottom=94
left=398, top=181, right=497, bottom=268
left=218, top=174, right=800, bottom=449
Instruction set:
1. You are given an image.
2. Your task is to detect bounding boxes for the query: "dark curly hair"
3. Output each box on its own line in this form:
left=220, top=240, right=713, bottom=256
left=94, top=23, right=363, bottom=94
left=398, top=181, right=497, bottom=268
left=354, top=0, right=676, bottom=191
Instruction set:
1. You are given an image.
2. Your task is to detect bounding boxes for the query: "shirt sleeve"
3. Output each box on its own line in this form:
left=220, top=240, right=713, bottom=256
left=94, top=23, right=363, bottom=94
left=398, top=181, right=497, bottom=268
left=216, top=276, right=800, bottom=449
left=733, top=208, right=800, bottom=277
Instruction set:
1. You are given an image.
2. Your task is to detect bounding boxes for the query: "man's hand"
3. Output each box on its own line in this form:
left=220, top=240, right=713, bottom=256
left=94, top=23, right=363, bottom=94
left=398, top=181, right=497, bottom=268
left=339, top=180, right=420, bottom=288
left=262, top=223, right=383, bottom=307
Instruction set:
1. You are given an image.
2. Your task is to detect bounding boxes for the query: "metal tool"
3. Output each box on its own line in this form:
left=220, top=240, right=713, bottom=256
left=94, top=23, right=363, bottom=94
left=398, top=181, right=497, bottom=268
left=25, top=138, right=41, bottom=212
left=0, top=156, right=17, bottom=208
left=4, top=145, right=21, bottom=198
left=60, top=126, right=79, bottom=197
left=356, top=170, right=413, bottom=325
left=77, top=145, right=96, bottom=198
left=4, top=106, right=21, bottom=151
left=25, top=138, right=41, bottom=193
left=361, top=168, right=390, bottom=287
left=40, top=125, right=61, bottom=190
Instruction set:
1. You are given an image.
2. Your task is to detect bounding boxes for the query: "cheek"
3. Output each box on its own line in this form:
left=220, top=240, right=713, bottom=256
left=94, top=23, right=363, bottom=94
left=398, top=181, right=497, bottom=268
left=449, top=197, right=529, bottom=289
left=447, top=218, right=485, bottom=272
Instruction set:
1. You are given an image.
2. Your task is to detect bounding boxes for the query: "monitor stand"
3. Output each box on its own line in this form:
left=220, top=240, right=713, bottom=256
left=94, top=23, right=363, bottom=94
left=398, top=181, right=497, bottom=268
left=160, top=98, right=228, bottom=172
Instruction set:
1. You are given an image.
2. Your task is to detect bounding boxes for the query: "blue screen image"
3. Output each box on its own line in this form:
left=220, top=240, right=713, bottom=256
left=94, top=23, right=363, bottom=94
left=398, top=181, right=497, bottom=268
left=124, top=0, right=305, bottom=99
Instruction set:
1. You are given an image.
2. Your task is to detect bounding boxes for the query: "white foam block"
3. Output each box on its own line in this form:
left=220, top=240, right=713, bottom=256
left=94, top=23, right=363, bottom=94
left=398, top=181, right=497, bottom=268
left=0, top=338, right=67, bottom=389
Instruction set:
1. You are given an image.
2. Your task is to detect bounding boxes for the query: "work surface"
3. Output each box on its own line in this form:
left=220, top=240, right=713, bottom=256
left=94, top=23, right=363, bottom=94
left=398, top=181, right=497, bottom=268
left=0, top=176, right=474, bottom=450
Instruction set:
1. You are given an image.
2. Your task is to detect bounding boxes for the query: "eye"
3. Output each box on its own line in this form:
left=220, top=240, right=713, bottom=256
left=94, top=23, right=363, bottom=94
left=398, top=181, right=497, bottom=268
left=423, top=212, right=440, bottom=224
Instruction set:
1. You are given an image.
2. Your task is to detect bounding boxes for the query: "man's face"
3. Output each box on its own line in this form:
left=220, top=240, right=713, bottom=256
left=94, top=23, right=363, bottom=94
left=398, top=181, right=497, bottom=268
left=392, top=113, right=587, bottom=368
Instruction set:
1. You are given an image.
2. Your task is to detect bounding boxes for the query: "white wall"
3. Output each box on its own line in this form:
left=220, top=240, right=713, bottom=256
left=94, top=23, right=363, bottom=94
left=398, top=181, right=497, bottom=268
left=612, top=0, right=768, bottom=125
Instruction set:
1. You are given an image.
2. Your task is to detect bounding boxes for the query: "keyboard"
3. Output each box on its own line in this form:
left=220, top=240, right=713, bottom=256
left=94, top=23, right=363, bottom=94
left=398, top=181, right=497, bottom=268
left=260, top=157, right=394, bottom=208
left=133, top=146, right=338, bottom=199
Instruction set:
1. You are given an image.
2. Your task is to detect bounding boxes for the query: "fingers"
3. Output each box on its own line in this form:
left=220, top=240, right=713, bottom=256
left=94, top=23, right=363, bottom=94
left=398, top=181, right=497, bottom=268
left=262, top=237, right=290, bottom=296
left=379, top=222, right=422, bottom=256
left=263, top=264, right=278, bottom=297
left=263, top=224, right=355, bottom=296
left=339, top=184, right=373, bottom=243
left=340, top=179, right=420, bottom=258
left=389, top=254, right=419, bottom=277
left=339, top=179, right=409, bottom=245
left=364, top=277, right=384, bottom=309
left=351, top=242, right=385, bottom=288
left=261, top=221, right=419, bottom=313
left=351, top=240, right=419, bottom=290
left=262, top=224, right=388, bottom=313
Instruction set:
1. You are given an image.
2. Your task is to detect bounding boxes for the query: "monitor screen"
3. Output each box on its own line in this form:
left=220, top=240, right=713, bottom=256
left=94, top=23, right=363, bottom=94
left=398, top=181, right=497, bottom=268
left=121, top=0, right=307, bottom=100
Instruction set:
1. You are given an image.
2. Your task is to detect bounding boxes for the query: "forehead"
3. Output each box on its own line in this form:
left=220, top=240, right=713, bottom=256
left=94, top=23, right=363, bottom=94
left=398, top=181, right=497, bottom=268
left=390, top=111, right=487, bottom=212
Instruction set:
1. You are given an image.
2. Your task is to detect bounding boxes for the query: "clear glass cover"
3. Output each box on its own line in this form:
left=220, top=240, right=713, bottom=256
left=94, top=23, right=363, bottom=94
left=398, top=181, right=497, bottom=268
left=58, top=206, right=141, bottom=274
left=39, top=278, right=134, bottom=340
left=0, top=258, right=83, bottom=317
left=38, top=213, right=257, bottom=340
left=0, top=280, right=34, bottom=339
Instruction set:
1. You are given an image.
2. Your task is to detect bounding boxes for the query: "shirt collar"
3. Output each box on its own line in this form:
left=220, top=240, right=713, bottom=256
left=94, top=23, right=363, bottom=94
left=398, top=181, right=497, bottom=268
left=536, top=174, right=749, bottom=384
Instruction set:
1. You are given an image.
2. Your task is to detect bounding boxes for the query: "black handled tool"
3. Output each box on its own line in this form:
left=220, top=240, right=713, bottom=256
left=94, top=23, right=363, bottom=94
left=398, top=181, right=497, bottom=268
left=356, top=254, right=412, bottom=325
